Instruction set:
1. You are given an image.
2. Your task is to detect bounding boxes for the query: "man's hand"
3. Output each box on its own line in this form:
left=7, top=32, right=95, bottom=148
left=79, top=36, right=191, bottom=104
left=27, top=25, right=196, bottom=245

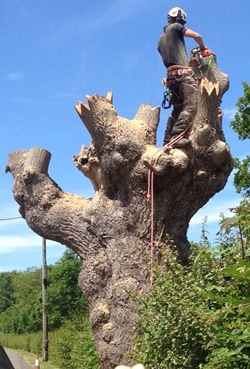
left=161, top=78, right=167, bottom=86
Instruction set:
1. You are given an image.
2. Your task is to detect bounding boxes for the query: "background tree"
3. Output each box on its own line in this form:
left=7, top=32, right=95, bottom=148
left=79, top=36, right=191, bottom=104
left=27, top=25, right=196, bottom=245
left=46, top=249, right=87, bottom=329
left=6, top=55, right=233, bottom=368
left=0, top=272, right=15, bottom=314
left=230, top=81, right=250, bottom=197
left=0, top=268, right=42, bottom=334
left=202, top=202, right=250, bottom=369
left=0, top=250, right=85, bottom=334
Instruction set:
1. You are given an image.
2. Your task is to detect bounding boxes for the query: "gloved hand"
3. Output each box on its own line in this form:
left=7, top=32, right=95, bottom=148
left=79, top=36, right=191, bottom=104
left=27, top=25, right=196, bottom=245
left=161, top=78, right=167, bottom=86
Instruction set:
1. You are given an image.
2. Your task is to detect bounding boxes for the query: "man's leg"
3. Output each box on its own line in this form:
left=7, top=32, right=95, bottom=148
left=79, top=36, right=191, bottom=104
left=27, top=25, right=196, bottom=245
left=163, top=115, right=176, bottom=145
left=170, top=77, right=198, bottom=147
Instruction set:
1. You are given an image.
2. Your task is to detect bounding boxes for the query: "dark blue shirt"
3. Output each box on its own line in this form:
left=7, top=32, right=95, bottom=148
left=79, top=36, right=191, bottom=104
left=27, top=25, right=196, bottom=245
left=158, top=23, right=188, bottom=68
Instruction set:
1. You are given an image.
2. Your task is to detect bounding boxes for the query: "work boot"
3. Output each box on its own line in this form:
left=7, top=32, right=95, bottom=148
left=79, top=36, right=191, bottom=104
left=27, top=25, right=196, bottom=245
left=171, top=138, right=191, bottom=148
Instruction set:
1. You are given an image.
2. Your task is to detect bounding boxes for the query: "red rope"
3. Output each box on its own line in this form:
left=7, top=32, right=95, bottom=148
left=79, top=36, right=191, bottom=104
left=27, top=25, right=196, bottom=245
left=150, top=170, right=154, bottom=285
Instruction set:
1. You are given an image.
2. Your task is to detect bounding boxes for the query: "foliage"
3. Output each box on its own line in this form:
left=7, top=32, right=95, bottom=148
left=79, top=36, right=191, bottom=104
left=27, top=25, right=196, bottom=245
left=0, top=249, right=86, bottom=334
left=218, top=199, right=250, bottom=259
left=201, top=258, right=250, bottom=369
left=0, top=249, right=98, bottom=367
left=46, top=249, right=87, bottom=330
left=0, top=272, right=15, bottom=313
left=233, top=157, right=250, bottom=197
left=132, top=200, right=250, bottom=369
left=49, top=314, right=100, bottom=369
left=0, top=331, right=42, bottom=355
left=0, top=314, right=99, bottom=369
left=131, top=244, right=224, bottom=369
left=0, top=267, right=42, bottom=334
left=230, top=81, right=250, bottom=197
left=201, top=201, right=250, bottom=369
left=230, top=81, right=250, bottom=140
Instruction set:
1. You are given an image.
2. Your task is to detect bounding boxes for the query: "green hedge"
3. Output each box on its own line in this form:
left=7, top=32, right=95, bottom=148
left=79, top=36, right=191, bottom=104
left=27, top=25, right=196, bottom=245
left=0, top=315, right=100, bottom=369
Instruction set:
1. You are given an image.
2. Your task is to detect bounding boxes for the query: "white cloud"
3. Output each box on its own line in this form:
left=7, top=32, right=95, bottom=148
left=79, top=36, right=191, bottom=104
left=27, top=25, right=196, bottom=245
left=188, top=194, right=242, bottom=244
left=0, top=239, right=66, bottom=272
left=0, top=200, right=23, bottom=229
left=223, top=108, right=237, bottom=120
left=6, top=72, right=21, bottom=81
left=95, top=0, right=148, bottom=26
left=61, top=0, right=151, bottom=35
left=190, top=196, right=240, bottom=226
left=0, top=234, right=60, bottom=254
left=0, top=234, right=41, bottom=253
left=0, top=218, right=23, bottom=230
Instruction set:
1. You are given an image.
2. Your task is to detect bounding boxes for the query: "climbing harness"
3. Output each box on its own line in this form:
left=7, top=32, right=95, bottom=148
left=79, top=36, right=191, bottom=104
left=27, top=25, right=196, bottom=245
left=162, top=64, right=198, bottom=110
left=146, top=127, right=189, bottom=284
left=167, top=66, right=194, bottom=77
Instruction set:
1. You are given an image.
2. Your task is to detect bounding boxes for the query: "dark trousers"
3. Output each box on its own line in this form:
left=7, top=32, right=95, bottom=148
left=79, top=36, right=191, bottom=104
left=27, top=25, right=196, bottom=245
left=164, top=76, right=198, bottom=144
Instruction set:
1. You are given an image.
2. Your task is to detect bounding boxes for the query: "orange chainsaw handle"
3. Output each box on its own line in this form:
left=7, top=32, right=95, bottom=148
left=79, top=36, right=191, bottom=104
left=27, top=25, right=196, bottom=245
left=201, top=48, right=213, bottom=57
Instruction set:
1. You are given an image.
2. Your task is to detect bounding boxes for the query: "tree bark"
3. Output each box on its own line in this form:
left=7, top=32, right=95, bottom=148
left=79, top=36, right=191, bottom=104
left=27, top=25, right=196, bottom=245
left=6, top=57, right=233, bottom=368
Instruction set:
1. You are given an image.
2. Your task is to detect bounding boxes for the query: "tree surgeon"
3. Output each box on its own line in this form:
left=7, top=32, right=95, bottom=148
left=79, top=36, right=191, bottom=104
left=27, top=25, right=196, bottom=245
left=158, top=7, right=210, bottom=148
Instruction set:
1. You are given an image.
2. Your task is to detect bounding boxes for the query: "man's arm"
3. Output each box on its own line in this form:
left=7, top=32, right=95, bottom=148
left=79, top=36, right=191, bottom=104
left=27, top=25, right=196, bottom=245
left=184, top=29, right=206, bottom=50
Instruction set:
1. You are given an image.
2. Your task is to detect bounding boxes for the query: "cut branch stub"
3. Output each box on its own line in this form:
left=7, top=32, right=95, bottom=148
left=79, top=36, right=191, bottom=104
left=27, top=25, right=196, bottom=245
left=74, top=93, right=161, bottom=185
left=7, top=148, right=51, bottom=178
left=73, top=143, right=106, bottom=191
left=75, top=93, right=119, bottom=147
left=23, top=147, right=51, bottom=174
left=75, top=93, right=160, bottom=154
left=5, top=150, right=28, bottom=178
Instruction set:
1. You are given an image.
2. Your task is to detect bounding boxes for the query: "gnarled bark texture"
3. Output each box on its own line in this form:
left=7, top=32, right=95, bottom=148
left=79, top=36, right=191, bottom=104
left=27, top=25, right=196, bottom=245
left=7, top=57, right=233, bottom=369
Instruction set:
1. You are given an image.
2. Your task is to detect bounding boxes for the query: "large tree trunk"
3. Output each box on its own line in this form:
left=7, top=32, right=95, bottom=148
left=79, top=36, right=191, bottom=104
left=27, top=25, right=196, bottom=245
left=6, top=57, right=233, bottom=368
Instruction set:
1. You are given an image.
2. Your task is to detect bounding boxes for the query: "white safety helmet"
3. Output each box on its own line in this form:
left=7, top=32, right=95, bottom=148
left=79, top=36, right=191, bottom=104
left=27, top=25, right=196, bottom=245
left=167, top=7, right=187, bottom=24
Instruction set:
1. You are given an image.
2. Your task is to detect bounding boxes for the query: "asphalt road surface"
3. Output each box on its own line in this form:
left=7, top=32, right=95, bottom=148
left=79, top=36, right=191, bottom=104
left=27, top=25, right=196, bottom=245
left=4, top=349, right=32, bottom=369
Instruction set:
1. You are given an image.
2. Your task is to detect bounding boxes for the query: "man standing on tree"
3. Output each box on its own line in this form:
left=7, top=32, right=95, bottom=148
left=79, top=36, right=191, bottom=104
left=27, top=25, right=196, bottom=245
left=158, top=7, right=207, bottom=148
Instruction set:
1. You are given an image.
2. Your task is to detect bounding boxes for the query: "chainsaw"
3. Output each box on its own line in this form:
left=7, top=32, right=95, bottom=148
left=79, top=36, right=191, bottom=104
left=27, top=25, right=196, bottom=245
left=190, top=47, right=214, bottom=67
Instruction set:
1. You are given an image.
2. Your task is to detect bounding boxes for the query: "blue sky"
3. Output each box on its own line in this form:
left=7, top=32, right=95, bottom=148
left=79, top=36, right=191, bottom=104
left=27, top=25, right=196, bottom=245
left=0, top=0, right=249, bottom=272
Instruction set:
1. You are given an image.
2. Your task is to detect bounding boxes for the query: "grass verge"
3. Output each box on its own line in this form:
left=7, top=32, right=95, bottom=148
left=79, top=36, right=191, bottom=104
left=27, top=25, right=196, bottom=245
left=8, top=349, right=60, bottom=369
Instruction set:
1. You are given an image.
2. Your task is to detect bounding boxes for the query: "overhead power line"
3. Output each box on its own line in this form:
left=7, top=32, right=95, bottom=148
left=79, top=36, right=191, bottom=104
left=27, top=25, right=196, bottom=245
left=0, top=217, right=22, bottom=221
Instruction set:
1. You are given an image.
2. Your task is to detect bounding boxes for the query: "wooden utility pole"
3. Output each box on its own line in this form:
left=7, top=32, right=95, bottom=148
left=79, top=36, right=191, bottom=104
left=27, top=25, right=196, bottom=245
left=42, top=238, right=48, bottom=361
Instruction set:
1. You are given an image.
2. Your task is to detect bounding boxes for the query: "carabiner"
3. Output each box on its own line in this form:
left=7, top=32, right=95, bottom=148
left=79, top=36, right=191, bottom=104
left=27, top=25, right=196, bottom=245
left=161, top=88, right=172, bottom=109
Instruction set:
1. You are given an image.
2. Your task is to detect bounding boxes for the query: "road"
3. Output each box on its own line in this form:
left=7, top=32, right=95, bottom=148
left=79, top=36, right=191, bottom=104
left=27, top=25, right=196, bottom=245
left=3, top=349, right=32, bottom=369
